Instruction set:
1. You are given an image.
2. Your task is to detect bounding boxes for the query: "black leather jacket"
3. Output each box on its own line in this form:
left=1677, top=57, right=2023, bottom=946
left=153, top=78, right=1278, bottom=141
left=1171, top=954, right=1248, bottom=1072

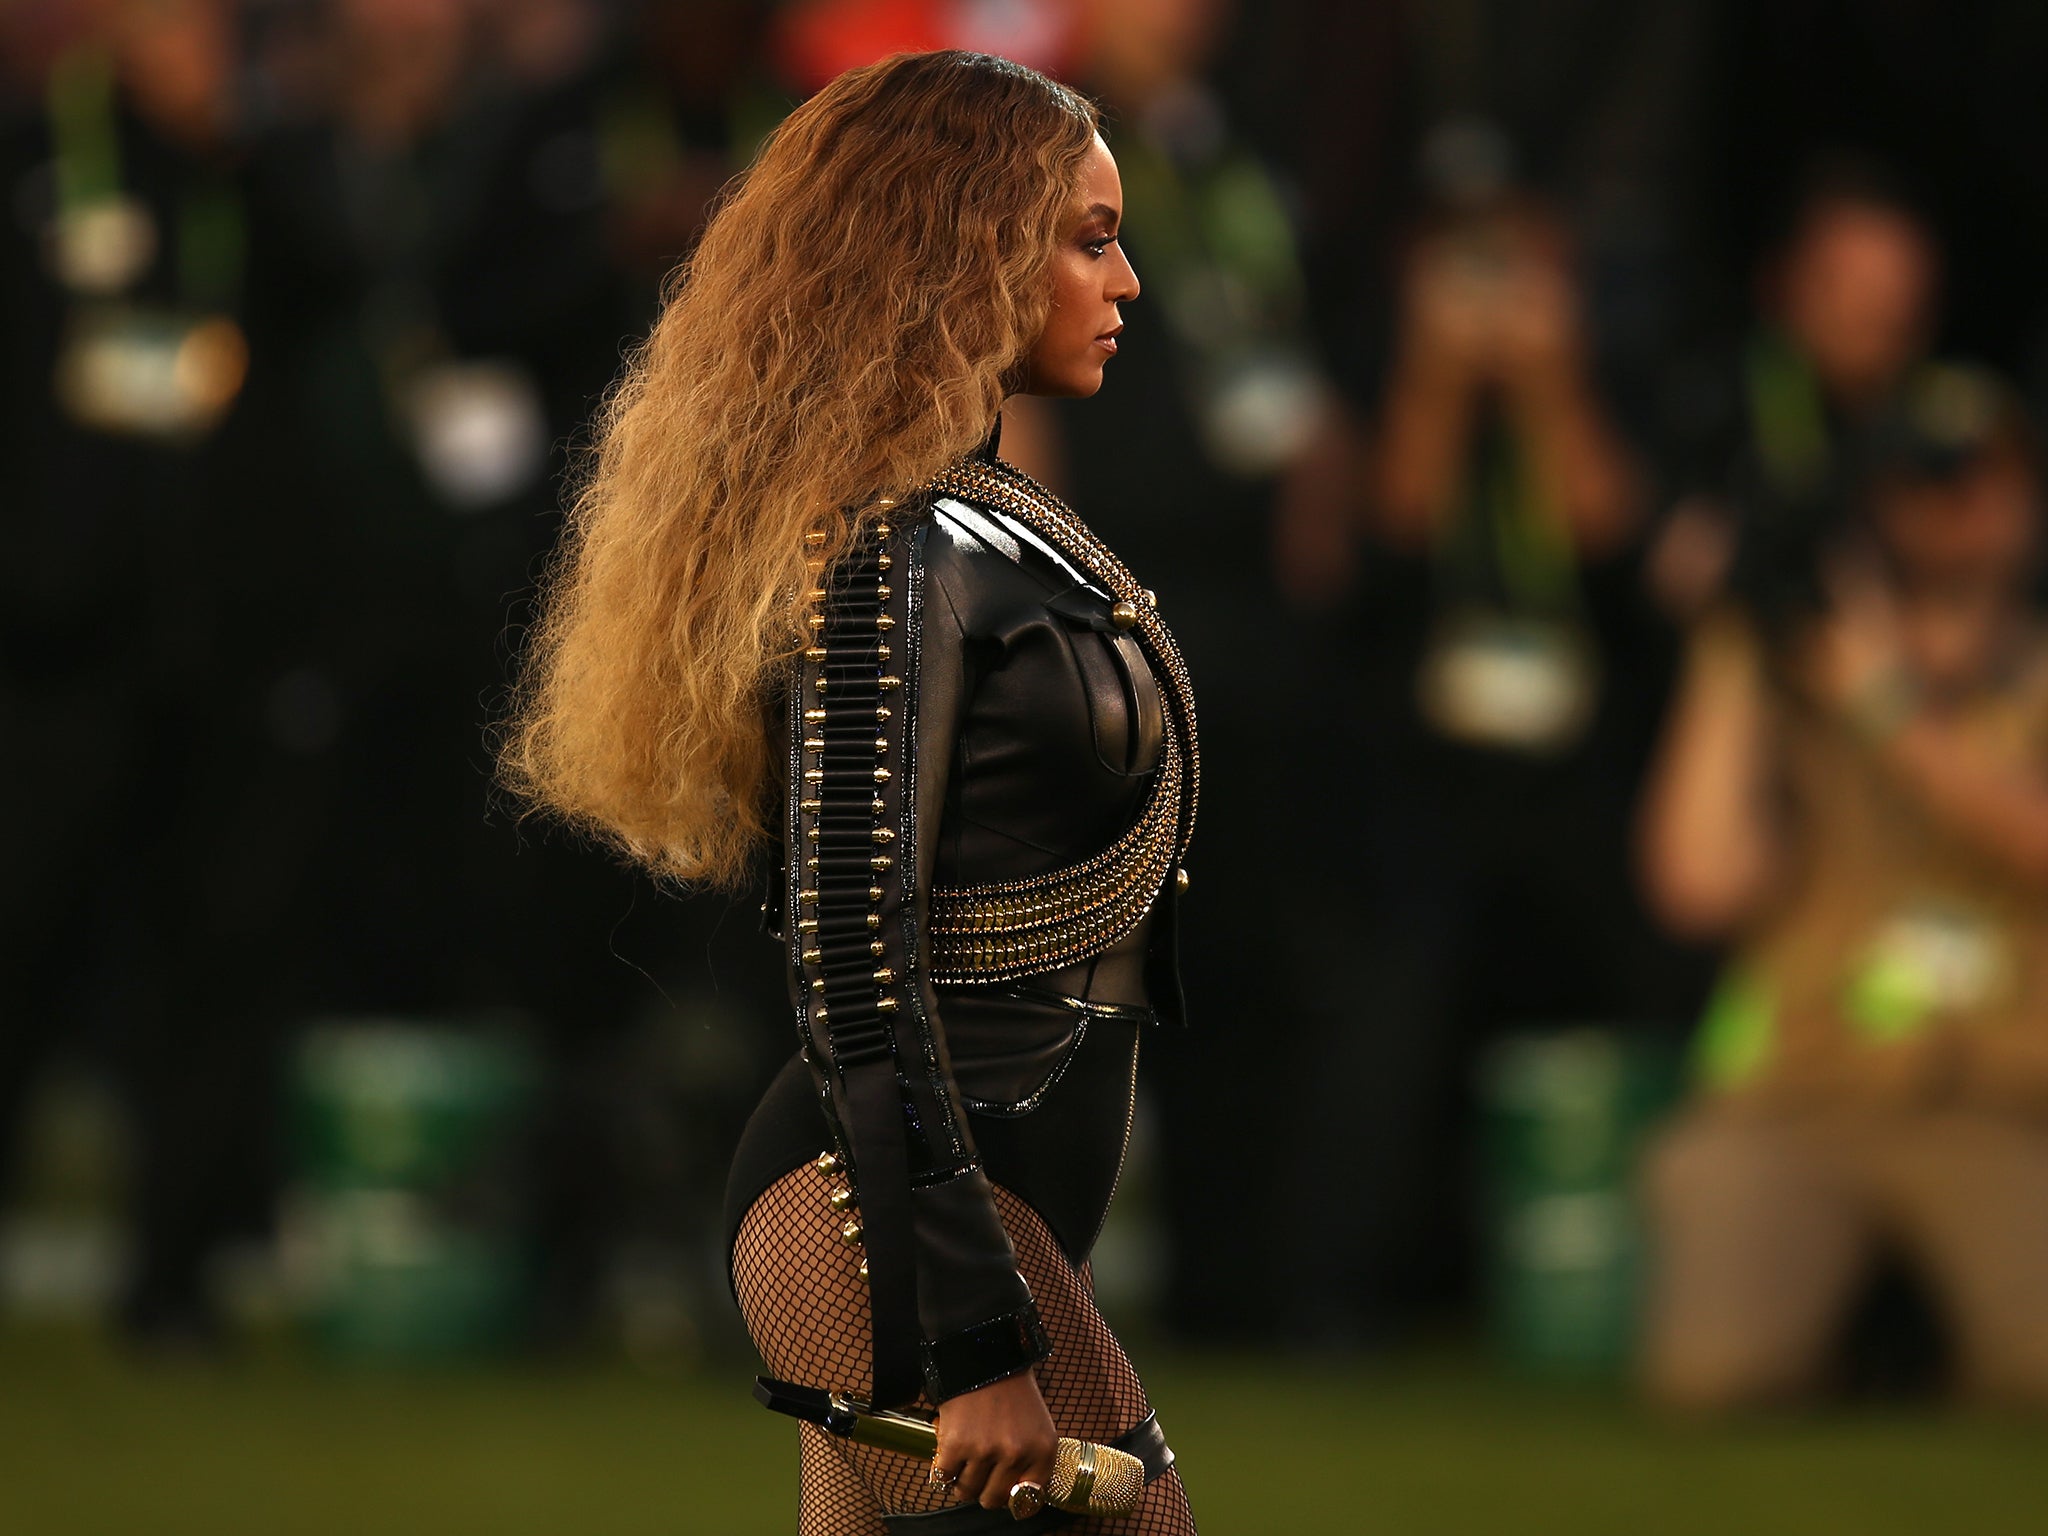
left=726, top=436, right=1195, bottom=1408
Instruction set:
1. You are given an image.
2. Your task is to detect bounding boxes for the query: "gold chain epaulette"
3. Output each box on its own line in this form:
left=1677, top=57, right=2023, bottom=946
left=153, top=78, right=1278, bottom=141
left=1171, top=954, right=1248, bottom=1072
left=919, top=455, right=1199, bottom=984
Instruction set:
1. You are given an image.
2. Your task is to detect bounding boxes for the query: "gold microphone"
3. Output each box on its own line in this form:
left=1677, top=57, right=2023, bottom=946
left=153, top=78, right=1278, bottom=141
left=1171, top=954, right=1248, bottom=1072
left=754, top=1376, right=1144, bottom=1517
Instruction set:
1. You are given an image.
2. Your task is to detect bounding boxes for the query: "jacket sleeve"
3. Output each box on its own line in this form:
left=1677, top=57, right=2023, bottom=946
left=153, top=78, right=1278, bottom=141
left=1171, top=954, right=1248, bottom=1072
left=786, top=512, right=1049, bottom=1407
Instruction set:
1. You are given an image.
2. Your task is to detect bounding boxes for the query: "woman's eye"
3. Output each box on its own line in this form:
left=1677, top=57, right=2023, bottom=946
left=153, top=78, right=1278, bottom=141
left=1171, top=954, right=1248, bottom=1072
left=1086, top=237, right=1117, bottom=258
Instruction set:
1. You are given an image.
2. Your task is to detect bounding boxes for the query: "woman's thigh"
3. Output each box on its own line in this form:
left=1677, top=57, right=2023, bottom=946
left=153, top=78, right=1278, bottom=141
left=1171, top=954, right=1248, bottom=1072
left=732, top=1167, right=1195, bottom=1530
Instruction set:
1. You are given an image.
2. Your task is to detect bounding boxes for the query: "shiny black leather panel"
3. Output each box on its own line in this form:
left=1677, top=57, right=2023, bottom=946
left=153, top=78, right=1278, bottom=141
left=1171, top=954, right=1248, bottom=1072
left=925, top=502, right=1165, bottom=893
left=964, top=1011, right=1143, bottom=1266
left=727, top=1005, right=1145, bottom=1280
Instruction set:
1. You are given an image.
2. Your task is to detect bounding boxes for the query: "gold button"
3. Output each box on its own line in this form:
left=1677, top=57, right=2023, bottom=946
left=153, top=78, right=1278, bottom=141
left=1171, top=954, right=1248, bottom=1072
left=840, top=1218, right=864, bottom=1247
left=1143, top=589, right=1158, bottom=609
left=1110, top=600, right=1139, bottom=630
left=1175, top=867, right=1190, bottom=894
left=829, top=1188, right=856, bottom=1212
left=815, top=1151, right=843, bottom=1177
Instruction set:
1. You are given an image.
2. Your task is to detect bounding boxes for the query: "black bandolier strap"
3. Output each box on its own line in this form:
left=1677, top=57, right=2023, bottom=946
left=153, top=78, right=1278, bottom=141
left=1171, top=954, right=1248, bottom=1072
left=790, top=513, right=927, bottom=1406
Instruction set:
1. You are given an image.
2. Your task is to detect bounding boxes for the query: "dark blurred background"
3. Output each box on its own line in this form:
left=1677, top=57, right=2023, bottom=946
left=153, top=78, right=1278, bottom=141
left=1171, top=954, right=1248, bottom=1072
left=7, top=1, right=2048, bottom=1531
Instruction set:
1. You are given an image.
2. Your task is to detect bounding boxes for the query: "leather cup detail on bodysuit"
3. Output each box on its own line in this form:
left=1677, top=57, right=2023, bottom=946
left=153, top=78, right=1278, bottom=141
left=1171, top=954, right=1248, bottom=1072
left=919, top=457, right=1199, bottom=987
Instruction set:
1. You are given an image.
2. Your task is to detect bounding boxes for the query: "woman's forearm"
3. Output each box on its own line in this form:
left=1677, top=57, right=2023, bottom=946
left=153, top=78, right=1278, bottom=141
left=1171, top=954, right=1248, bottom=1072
left=1883, top=714, right=2048, bottom=886
left=1373, top=354, right=1479, bottom=546
left=1504, top=364, right=1639, bottom=556
left=1639, top=617, right=1780, bottom=938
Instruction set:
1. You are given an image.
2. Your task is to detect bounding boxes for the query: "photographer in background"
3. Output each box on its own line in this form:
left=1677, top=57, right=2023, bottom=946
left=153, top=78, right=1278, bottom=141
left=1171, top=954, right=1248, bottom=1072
left=1652, top=164, right=1941, bottom=624
left=1638, top=365, right=2048, bottom=1411
left=1272, top=179, right=1670, bottom=1348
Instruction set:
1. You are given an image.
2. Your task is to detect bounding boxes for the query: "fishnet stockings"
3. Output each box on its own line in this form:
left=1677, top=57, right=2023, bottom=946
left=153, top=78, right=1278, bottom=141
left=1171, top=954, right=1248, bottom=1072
left=734, top=1165, right=1197, bottom=1534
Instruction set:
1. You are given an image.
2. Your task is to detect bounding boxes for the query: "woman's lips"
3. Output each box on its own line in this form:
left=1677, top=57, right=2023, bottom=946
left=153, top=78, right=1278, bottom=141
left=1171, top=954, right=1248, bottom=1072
left=1096, top=324, right=1124, bottom=355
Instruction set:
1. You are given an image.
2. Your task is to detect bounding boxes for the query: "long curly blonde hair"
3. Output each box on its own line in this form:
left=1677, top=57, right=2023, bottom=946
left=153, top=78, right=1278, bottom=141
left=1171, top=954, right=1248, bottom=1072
left=500, top=51, right=1100, bottom=887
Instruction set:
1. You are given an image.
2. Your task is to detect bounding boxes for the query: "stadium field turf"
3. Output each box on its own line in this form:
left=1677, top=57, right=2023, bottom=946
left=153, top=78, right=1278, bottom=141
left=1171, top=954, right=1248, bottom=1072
left=0, top=1326, right=2037, bottom=1535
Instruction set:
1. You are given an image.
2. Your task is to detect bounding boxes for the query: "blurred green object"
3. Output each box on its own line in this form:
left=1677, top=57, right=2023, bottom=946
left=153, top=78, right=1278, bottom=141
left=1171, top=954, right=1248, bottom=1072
left=289, top=1020, right=537, bottom=1362
left=1479, top=1029, right=1682, bottom=1378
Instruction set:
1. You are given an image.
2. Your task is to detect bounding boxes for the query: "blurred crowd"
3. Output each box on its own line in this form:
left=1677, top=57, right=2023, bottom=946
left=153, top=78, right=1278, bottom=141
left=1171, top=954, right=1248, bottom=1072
left=9, top=0, right=2048, bottom=1412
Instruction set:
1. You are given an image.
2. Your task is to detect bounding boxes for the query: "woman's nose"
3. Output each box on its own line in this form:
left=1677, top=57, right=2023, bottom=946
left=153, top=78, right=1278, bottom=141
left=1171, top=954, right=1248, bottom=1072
left=1111, top=248, right=1140, bottom=303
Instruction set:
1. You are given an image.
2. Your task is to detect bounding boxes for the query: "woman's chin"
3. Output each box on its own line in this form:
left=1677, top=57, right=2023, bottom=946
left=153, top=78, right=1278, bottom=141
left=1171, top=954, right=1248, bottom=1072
left=1020, top=358, right=1110, bottom=400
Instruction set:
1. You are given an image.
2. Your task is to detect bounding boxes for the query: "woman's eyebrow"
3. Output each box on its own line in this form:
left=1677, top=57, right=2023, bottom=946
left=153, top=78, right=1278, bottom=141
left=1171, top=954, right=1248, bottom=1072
left=1082, top=202, right=1121, bottom=228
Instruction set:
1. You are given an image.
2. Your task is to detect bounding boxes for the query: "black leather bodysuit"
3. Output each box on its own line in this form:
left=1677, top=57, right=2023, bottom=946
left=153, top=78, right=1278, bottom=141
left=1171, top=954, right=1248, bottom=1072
left=724, top=434, right=1196, bottom=1409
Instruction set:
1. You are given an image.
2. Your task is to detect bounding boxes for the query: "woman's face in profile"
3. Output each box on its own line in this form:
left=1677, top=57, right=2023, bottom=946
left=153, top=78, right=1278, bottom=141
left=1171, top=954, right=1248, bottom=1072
left=1020, top=135, right=1140, bottom=398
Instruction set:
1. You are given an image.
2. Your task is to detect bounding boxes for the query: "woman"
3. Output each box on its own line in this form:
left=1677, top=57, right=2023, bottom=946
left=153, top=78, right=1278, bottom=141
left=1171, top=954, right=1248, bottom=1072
left=503, top=52, right=1198, bottom=1533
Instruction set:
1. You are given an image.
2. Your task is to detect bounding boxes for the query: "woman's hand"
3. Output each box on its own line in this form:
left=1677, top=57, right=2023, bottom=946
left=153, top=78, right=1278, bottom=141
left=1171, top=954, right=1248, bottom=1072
left=1805, top=556, right=1910, bottom=722
left=931, top=1369, right=1058, bottom=1511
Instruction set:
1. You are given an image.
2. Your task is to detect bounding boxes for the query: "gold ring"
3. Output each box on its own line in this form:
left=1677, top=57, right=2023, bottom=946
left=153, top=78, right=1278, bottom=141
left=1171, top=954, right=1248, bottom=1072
left=1007, top=1480, right=1046, bottom=1520
left=929, top=1463, right=958, bottom=1490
